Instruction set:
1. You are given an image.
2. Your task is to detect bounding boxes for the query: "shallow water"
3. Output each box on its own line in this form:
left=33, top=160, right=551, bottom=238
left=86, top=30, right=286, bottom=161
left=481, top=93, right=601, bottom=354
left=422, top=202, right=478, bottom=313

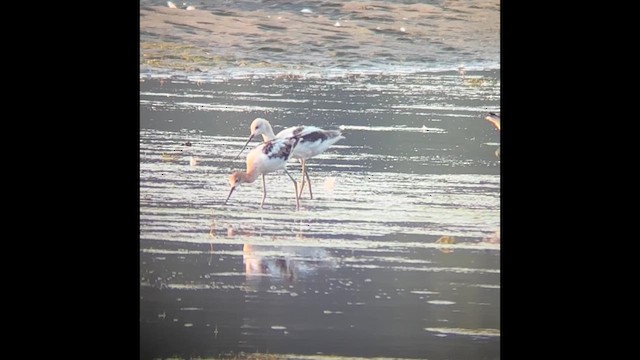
left=140, top=1, right=500, bottom=359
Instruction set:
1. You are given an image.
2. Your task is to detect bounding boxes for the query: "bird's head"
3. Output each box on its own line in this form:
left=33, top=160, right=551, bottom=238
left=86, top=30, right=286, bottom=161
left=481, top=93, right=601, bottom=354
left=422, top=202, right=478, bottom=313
left=250, top=118, right=270, bottom=137
left=225, top=171, right=245, bottom=204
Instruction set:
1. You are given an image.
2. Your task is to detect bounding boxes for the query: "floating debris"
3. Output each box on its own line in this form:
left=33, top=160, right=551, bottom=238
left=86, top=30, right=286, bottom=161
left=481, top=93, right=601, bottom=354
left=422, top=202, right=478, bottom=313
left=161, top=152, right=180, bottom=161
left=435, top=235, right=456, bottom=244
left=465, top=77, right=486, bottom=87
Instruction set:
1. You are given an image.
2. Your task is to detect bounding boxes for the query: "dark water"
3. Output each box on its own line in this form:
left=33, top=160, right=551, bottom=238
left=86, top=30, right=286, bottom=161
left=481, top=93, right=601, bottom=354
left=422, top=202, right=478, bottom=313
left=140, top=1, right=500, bottom=359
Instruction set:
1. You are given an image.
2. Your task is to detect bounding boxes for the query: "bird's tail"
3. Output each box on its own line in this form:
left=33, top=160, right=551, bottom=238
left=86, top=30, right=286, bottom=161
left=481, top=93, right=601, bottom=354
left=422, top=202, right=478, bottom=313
left=324, top=129, right=345, bottom=141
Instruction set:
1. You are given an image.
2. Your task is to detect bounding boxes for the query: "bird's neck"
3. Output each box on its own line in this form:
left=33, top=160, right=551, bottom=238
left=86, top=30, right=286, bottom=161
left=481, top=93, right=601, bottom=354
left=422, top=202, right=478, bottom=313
left=261, top=132, right=275, bottom=142
left=239, top=170, right=259, bottom=184
left=261, top=126, right=276, bottom=142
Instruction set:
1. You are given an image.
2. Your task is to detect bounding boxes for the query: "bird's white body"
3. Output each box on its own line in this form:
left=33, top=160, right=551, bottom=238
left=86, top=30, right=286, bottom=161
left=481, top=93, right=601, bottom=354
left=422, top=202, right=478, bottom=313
left=252, top=120, right=344, bottom=160
left=226, top=137, right=300, bottom=208
left=242, top=138, right=296, bottom=181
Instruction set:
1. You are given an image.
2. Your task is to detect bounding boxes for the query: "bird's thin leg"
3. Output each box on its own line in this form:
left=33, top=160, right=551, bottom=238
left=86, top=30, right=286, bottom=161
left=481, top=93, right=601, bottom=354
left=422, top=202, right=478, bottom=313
left=260, top=174, right=267, bottom=208
left=283, top=169, right=300, bottom=210
left=297, top=160, right=313, bottom=199
left=303, top=160, right=313, bottom=200
left=297, top=159, right=306, bottom=197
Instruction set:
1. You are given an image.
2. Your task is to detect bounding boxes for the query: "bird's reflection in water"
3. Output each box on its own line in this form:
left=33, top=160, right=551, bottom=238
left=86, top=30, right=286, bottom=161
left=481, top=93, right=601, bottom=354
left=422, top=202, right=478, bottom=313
left=207, top=216, right=337, bottom=283
left=435, top=235, right=456, bottom=254
left=243, top=244, right=295, bottom=280
left=242, top=243, right=337, bottom=285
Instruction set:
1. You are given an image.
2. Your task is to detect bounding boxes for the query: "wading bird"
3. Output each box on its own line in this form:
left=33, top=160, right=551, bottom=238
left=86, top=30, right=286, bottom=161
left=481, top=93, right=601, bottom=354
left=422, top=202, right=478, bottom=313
left=226, top=136, right=301, bottom=209
left=234, top=118, right=344, bottom=199
left=484, top=112, right=500, bottom=131
left=484, top=112, right=500, bottom=158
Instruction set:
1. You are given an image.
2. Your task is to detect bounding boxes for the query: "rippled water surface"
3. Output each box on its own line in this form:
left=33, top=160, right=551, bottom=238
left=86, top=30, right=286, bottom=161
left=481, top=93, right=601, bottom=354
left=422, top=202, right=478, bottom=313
left=140, top=1, right=500, bottom=359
